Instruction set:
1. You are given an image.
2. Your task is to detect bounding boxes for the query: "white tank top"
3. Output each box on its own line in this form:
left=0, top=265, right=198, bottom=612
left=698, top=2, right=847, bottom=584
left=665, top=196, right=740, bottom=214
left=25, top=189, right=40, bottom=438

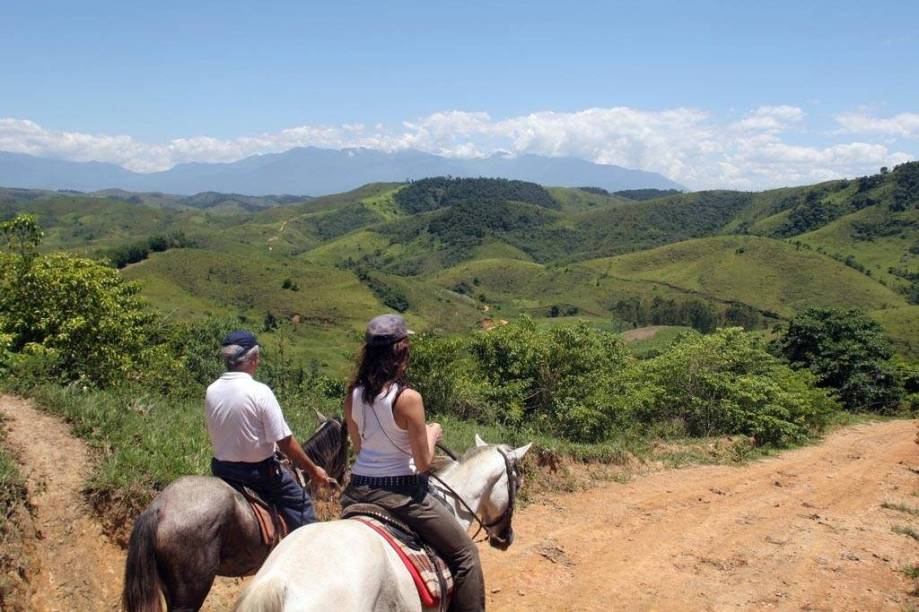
left=351, top=384, right=417, bottom=477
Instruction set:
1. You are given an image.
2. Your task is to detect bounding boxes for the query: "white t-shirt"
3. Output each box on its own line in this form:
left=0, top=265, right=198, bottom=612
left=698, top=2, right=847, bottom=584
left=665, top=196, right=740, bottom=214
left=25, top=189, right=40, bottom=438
left=204, top=372, right=292, bottom=463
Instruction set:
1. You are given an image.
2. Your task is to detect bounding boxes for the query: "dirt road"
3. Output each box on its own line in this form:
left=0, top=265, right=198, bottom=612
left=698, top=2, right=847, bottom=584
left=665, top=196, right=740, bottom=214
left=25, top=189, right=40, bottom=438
left=2, top=393, right=917, bottom=610
left=481, top=419, right=919, bottom=610
left=0, top=395, right=243, bottom=611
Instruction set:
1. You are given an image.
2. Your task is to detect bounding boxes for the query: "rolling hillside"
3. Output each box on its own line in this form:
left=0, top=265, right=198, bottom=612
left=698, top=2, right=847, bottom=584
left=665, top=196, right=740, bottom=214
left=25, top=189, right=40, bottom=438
left=583, top=235, right=905, bottom=317
left=3, top=163, right=917, bottom=365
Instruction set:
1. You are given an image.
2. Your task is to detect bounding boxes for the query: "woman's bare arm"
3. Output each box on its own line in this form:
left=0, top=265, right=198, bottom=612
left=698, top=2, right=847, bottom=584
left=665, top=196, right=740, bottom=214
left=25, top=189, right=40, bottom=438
left=394, top=389, right=441, bottom=473
left=343, top=391, right=361, bottom=454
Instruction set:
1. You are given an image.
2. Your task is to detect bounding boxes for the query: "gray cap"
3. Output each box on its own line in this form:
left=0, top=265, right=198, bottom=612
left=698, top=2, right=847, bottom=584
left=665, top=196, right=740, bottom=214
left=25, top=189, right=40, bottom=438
left=365, top=314, right=414, bottom=346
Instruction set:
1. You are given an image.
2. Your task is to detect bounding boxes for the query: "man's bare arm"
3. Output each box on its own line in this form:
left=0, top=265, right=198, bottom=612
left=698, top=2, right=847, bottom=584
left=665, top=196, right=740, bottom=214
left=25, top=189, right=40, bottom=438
left=277, top=435, right=334, bottom=487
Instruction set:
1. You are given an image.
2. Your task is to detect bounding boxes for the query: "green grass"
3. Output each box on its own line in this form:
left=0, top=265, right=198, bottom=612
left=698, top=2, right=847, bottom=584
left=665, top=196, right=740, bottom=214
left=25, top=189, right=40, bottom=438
left=870, top=305, right=919, bottom=359
left=431, top=257, right=695, bottom=321
left=18, top=383, right=342, bottom=520
left=468, top=239, right=534, bottom=262
left=0, top=415, right=26, bottom=533
left=301, top=230, right=392, bottom=266
left=584, top=235, right=906, bottom=317
left=797, top=205, right=918, bottom=292
left=546, top=186, right=632, bottom=213
left=124, top=248, right=382, bottom=321
left=0, top=414, right=31, bottom=609
left=121, top=248, right=385, bottom=370
left=360, top=185, right=405, bottom=220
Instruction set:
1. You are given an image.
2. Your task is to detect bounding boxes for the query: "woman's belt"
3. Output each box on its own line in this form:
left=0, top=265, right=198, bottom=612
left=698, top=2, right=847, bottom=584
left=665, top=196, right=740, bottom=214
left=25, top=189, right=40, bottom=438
left=350, top=473, right=423, bottom=488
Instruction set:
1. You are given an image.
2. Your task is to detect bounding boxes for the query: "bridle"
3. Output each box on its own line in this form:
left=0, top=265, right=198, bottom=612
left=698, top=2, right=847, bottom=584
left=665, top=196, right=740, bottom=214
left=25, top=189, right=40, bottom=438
left=429, top=443, right=519, bottom=546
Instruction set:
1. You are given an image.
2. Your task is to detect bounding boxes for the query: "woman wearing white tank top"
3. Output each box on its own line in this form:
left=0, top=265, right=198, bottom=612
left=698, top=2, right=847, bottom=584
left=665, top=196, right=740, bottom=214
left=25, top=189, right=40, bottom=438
left=341, top=314, right=485, bottom=612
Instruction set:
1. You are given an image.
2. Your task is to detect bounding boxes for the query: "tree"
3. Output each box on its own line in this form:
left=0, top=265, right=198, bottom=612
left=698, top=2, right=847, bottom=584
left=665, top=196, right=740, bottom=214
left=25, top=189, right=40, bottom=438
left=0, top=215, right=158, bottom=386
left=770, top=307, right=904, bottom=412
left=0, top=214, right=43, bottom=260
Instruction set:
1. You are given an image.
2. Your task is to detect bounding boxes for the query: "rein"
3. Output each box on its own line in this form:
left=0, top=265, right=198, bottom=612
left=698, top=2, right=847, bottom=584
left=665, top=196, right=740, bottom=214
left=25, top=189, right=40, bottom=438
left=429, top=443, right=517, bottom=545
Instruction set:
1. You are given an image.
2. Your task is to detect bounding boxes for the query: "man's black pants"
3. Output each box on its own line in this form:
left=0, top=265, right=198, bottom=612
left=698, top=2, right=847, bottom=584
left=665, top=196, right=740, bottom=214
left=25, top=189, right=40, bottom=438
left=211, top=456, right=317, bottom=530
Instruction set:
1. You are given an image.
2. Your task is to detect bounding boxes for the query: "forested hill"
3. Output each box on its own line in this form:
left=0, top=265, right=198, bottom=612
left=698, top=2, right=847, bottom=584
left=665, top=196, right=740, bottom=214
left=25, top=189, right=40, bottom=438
left=1, top=164, right=917, bottom=365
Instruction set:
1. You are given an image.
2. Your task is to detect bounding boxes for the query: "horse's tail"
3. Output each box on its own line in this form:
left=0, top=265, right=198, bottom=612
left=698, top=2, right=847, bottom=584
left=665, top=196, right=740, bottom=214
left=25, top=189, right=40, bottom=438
left=122, top=506, right=163, bottom=612
left=233, top=575, right=288, bottom=612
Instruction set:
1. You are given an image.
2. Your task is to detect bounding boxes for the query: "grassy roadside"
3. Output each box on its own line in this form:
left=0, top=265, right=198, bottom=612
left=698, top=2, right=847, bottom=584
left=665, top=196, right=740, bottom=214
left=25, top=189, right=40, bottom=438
left=0, top=414, right=34, bottom=610
left=4, top=380, right=881, bottom=541
left=14, top=383, right=338, bottom=542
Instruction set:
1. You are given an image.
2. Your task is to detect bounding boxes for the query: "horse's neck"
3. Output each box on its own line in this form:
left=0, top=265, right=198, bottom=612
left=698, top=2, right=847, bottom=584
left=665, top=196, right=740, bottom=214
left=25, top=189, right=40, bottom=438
left=431, top=458, right=494, bottom=531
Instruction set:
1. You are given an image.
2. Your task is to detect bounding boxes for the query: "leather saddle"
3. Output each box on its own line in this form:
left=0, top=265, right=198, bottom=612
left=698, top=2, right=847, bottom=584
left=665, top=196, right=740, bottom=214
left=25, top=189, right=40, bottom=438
left=226, top=482, right=289, bottom=548
left=342, top=503, right=453, bottom=610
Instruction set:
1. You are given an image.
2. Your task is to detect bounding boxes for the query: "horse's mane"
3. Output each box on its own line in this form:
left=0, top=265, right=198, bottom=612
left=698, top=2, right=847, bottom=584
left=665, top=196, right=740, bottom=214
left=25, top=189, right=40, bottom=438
left=303, top=417, right=350, bottom=483
left=434, top=443, right=504, bottom=475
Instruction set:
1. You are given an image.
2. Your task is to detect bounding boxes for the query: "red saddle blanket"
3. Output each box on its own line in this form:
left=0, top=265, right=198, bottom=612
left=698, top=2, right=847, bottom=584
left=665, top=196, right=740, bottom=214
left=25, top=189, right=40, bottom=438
left=351, top=517, right=454, bottom=609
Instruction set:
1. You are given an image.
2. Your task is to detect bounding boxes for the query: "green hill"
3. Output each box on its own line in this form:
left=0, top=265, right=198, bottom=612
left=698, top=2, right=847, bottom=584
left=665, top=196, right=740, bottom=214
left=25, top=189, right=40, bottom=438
left=4, top=166, right=918, bottom=365
left=796, top=205, right=918, bottom=294
left=584, top=235, right=906, bottom=318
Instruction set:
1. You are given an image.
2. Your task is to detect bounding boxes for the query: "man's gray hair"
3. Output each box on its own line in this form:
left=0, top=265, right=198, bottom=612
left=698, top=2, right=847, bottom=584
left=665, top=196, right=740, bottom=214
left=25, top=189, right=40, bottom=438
left=221, top=344, right=260, bottom=371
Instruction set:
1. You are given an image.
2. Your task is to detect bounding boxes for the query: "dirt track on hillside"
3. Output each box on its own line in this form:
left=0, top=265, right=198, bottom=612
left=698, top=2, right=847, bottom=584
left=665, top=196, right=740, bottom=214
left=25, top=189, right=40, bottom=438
left=481, top=419, right=919, bottom=610
left=2, top=393, right=917, bottom=610
left=0, top=395, right=243, bottom=611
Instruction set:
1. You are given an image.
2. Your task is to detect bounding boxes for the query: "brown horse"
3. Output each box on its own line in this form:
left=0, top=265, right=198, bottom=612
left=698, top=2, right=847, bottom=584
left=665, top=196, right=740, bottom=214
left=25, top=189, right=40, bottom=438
left=122, top=415, right=349, bottom=612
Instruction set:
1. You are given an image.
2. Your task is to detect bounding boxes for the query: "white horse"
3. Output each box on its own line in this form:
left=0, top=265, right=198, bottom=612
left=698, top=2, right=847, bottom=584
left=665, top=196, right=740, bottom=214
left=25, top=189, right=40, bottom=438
left=234, top=435, right=532, bottom=611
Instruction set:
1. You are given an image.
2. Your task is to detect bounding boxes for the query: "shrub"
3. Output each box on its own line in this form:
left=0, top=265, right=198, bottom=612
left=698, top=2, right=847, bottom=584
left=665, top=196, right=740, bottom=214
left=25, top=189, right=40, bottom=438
left=406, top=333, right=488, bottom=421
left=0, top=214, right=172, bottom=388
left=408, top=321, right=835, bottom=446
left=471, top=318, right=639, bottom=440
left=101, top=232, right=192, bottom=268
left=771, top=307, right=905, bottom=412
left=0, top=252, right=159, bottom=387
left=631, top=329, right=837, bottom=446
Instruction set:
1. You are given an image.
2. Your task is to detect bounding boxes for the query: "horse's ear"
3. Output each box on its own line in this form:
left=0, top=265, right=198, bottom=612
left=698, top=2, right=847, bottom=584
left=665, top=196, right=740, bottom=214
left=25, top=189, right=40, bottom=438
left=475, top=433, right=488, bottom=447
left=510, top=442, right=533, bottom=462
left=314, top=408, right=328, bottom=424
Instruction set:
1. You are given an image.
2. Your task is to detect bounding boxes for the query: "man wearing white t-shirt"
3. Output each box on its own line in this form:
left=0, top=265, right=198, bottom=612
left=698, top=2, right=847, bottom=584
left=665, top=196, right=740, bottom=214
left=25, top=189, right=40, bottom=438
left=206, top=330, right=332, bottom=530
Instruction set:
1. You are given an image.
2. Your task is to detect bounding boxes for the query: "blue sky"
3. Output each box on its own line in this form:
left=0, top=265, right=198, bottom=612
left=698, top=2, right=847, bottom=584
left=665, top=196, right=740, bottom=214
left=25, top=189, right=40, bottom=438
left=1, top=0, right=917, bottom=189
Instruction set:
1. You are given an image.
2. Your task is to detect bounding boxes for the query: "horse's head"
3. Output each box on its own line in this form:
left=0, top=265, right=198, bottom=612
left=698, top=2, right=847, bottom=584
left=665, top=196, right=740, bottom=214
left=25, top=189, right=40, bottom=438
left=470, top=433, right=532, bottom=550
left=303, top=409, right=350, bottom=486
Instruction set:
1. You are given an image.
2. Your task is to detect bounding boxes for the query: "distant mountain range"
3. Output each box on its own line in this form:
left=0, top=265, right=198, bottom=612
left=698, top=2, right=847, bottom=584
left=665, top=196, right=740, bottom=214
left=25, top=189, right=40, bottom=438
left=0, top=148, right=683, bottom=196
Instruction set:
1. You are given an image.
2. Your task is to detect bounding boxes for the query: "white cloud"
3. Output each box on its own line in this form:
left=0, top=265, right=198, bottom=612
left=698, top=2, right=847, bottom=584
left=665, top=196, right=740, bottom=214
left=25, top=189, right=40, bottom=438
left=0, top=105, right=915, bottom=190
left=731, top=105, right=804, bottom=132
left=724, top=135, right=913, bottom=189
left=836, top=112, right=919, bottom=138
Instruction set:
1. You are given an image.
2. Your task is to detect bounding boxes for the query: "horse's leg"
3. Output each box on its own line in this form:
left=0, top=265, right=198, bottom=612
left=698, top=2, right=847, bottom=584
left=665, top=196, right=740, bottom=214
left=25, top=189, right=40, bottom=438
left=157, top=540, right=219, bottom=611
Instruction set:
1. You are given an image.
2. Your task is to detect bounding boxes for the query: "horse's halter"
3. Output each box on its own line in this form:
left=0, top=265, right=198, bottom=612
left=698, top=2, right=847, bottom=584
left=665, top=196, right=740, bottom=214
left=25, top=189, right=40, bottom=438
left=429, top=444, right=520, bottom=550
